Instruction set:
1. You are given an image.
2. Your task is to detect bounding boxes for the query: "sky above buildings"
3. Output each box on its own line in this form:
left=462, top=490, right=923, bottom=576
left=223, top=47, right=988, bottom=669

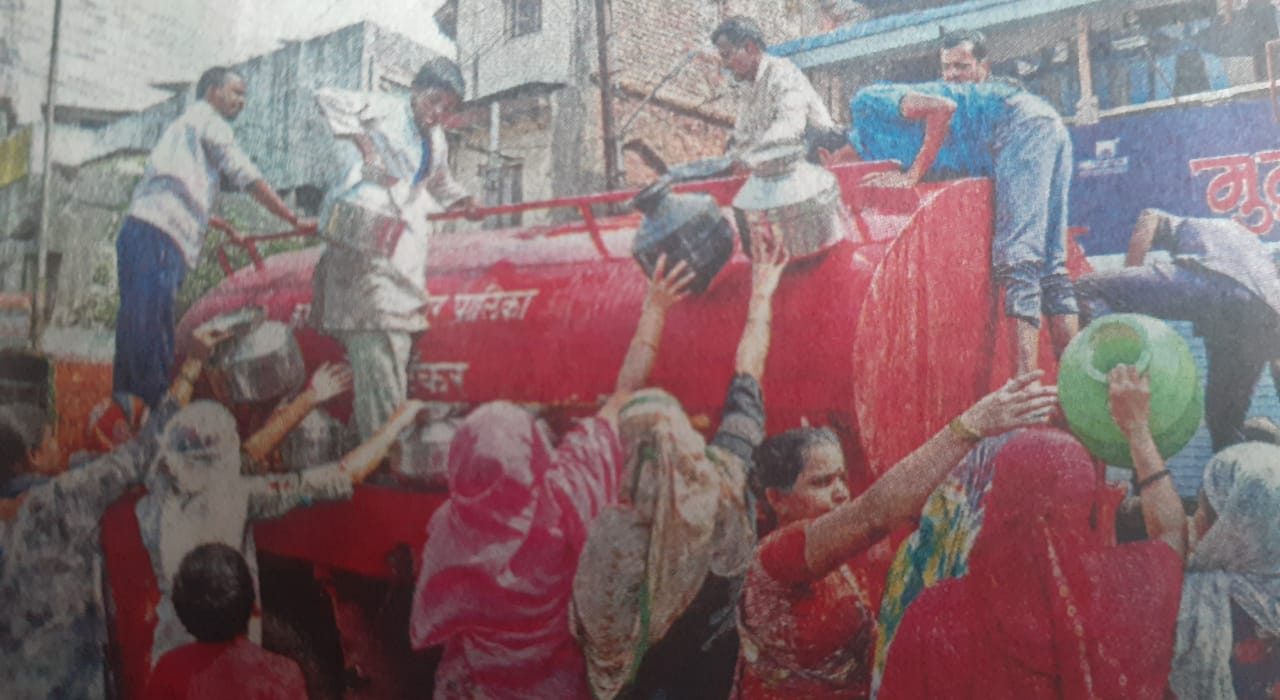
left=7, top=0, right=454, bottom=123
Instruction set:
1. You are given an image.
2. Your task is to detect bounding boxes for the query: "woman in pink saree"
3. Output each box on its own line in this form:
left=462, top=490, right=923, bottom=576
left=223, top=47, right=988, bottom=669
left=408, top=256, right=696, bottom=699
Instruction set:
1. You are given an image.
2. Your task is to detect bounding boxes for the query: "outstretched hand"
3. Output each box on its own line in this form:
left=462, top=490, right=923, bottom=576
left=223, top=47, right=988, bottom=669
left=189, top=320, right=239, bottom=362
left=818, top=145, right=860, bottom=167
left=645, top=254, right=696, bottom=311
left=1107, top=364, right=1151, bottom=438
left=958, top=370, right=1058, bottom=437
left=859, top=169, right=918, bottom=188
left=308, top=362, right=354, bottom=403
left=749, top=230, right=789, bottom=299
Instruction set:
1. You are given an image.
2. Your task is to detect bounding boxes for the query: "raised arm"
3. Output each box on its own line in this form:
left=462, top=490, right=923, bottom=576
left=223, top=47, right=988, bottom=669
left=735, top=230, right=789, bottom=381
left=170, top=320, right=239, bottom=406
left=1125, top=209, right=1162, bottom=268
left=599, top=255, right=695, bottom=424
left=860, top=91, right=956, bottom=188
left=1108, top=364, right=1187, bottom=558
left=335, top=400, right=425, bottom=484
left=241, top=363, right=353, bottom=468
left=802, top=372, right=1057, bottom=578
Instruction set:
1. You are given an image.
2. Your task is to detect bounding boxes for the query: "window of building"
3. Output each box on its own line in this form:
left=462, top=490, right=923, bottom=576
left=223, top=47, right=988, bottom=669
left=508, top=0, right=541, bottom=38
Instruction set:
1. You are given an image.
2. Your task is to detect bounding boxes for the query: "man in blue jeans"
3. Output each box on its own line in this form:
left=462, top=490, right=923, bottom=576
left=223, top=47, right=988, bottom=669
left=825, top=79, right=1080, bottom=375
left=1075, top=209, right=1280, bottom=450
left=114, top=65, right=314, bottom=407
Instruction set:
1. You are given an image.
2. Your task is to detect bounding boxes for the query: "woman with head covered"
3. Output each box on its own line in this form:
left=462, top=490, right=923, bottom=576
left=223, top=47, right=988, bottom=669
left=1170, top=441, right=1280, bottom=699
left=570, top=233, right=789, bottom=700
left=413, top=233, right=788, bottom=700
left=877, top=367, right=1187, bottom=700
left=137, top=393, right=423, bottom=664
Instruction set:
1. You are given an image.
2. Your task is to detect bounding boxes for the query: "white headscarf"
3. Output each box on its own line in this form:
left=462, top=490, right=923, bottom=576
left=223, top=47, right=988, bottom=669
left=136, top=401, right=253, bottom=659
left=1170, top=442, right=1280, bottom=700
left=570, top=389, right=753, bottom=700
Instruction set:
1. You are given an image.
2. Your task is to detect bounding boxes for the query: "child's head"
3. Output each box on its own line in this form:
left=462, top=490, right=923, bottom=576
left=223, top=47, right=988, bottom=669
left=0, top=403, right=61, bottom=483
left=172, top=543, right=254, bottom=642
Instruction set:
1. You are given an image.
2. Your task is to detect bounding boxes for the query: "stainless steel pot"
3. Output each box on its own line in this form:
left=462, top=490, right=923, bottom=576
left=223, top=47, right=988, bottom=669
left=207, top=321, right=306, bottom=404
left=323, top=183, right=407, bottom=258
left=733, top=143, right=854, bottom=258
left=394, top=415, right=459, bottom=488
left=281, top=408, right=347, bottom=471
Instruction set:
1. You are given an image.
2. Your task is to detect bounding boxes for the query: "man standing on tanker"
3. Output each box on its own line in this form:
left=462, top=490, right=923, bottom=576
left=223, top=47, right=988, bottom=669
left=312, top=58, right=481, bottom=440
left=825, top=73, right=1080, bottom=376
left=940, top=30, right=992, bottom=84
left=114, top=66, right=315, bottom=409
left=711, top=15, right=845, bottom=162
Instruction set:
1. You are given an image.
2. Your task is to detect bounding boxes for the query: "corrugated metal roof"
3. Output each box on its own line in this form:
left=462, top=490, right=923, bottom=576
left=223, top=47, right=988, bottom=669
left=771, top=0, right=1106, bottom=68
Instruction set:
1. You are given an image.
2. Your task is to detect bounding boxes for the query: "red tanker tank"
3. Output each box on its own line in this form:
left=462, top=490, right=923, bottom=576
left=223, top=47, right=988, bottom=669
left=102, top=160, right=1090, bottom=698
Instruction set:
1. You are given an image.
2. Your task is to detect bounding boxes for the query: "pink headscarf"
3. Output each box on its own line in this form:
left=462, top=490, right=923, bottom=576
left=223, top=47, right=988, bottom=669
left=410, top=402, right=622, bottom=700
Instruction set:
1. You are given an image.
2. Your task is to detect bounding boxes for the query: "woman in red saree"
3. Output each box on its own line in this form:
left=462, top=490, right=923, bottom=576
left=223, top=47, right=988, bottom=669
left=734, top=371, right=1059, bottom=699
left=877, top=366, right=1187, bottom=700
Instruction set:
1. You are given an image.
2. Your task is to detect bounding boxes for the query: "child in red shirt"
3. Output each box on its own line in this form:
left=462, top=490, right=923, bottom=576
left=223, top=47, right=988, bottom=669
left=144, top=543, right=305, bottom=700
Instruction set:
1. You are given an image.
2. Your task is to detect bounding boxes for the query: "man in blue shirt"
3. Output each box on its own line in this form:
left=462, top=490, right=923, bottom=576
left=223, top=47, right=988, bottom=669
left=1075, top=210, right=1280, bottom=450
left=826, top=79, right=1079, bottom=376
left=940, top=30, right=991, bottom=84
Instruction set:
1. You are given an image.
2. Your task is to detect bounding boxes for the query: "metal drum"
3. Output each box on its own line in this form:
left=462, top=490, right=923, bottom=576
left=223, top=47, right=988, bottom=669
left=206, top=321, right=306, bottom=404
left=323, top=183, right=407, bottom=258
left=733, top=143, right=855, bottom=258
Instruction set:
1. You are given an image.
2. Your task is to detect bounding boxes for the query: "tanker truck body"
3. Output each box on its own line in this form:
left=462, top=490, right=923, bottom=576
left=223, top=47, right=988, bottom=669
left=100, top=161, right=1084, bottom=698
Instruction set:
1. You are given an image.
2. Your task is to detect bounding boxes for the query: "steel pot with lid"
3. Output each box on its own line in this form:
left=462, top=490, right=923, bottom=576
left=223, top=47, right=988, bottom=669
left=323, top=182, right=409, bottom=258
left=732, top=142, right=856, bottom=258
left=631, top=177, right=734, bottom=293
left=206, top=320, right=307, bottom=404
left=394, top=403, right=464, bottom=488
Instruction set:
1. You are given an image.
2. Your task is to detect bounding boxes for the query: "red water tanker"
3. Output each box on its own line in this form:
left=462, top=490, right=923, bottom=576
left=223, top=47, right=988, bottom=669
left=100, top=161, right=1088, bottom=698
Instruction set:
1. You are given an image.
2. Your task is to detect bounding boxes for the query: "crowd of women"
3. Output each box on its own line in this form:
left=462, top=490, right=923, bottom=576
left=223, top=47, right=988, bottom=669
left=405, top=221, right=1280, bottom=699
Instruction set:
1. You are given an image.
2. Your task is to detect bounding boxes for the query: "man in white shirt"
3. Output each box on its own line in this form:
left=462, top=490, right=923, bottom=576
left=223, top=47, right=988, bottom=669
left=114, top=66, right=314, bottom=408
left=312, top=57, right=479, bottom=440
left=711, top=16, right=841, bottom=160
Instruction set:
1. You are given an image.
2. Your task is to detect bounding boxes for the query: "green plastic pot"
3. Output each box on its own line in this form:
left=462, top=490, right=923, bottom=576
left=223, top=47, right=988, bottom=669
left=1059, top=314, right=1203, bottom=468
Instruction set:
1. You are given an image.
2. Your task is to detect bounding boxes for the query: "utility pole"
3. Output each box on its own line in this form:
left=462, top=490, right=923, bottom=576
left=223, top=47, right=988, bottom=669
left=594, top=0, right=621, bottom=191
left=32, top=0, right=63, bottom=349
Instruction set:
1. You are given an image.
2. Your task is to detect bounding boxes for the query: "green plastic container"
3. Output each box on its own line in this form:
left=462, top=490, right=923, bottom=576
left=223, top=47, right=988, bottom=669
left=1059, top=314, right=1203, bottom=468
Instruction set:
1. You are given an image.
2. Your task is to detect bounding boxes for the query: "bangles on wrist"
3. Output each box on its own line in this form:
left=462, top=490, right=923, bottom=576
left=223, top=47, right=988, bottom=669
left=948, top=416, right=983, bottom=444
left=1134, top=469, right=1171, bottom=494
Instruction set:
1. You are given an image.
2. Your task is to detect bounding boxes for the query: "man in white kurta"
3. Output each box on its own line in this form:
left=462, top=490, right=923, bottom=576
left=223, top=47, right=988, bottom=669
left=712, top=16, right=839, bottom=159
left=312, top=58, right=477, bottom=440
